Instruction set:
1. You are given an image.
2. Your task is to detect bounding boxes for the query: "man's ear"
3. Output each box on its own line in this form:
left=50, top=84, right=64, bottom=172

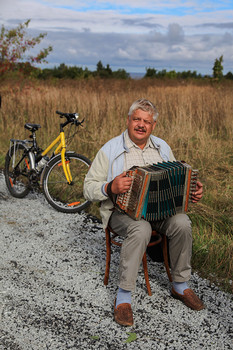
left=152, top=121, right=157, bottom=131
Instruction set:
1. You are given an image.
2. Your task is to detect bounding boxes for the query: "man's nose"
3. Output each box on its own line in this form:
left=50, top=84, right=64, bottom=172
left=138, top=119, right=145, bottom=127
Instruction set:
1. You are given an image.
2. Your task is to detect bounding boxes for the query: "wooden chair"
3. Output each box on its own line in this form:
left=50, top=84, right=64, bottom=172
left=104, top=226, right=172, bottom=296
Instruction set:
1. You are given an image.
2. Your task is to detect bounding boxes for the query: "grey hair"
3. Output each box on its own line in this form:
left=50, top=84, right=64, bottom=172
left=128, top=98, right=159, bottom=122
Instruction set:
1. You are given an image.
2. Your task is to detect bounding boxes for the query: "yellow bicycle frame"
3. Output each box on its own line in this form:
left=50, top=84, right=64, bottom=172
left=41, top=131, right=72, bottom=184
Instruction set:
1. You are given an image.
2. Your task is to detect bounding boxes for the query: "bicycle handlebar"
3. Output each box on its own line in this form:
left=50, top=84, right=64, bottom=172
left=56, top=111, right=84, bottom=127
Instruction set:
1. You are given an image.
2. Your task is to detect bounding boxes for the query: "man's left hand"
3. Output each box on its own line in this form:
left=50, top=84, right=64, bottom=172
left=191, top=180, right=203, bottom=203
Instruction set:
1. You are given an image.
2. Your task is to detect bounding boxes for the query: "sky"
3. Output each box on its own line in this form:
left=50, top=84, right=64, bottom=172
left=0, top=0, right=233, bottom=75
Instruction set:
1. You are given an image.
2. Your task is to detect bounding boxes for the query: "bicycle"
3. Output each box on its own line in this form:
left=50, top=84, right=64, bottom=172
left=4, top=111, right=92, bottom=213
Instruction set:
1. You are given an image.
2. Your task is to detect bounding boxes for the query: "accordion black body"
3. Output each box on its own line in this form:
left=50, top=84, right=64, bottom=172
left=115, top=161, right=198, bottom=221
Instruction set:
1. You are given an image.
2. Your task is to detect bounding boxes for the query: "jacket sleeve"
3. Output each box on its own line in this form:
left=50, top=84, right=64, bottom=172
left=83, top=148, right=109, bottom=202
left=169, top=148, right=176, bottom=162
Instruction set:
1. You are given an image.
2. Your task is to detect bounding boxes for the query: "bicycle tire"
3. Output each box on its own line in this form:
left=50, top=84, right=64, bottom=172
left=4, top=143, right=31, bottom=198
left=42, top=152, right=91, bottom=213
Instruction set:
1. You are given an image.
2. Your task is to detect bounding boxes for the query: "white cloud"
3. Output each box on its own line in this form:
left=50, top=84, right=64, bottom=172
left=117, top=48, right=131, bottom=59
left=68, top=48, right=77, bottom=55
left=1, top=0, right=233, bottom=74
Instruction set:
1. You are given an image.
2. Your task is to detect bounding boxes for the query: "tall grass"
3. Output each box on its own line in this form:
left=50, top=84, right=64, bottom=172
left=0, top=78, right=232, bottom=292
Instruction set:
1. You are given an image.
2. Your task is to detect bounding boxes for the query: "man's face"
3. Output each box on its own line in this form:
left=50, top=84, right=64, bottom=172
left=127, top=109, right=156, bottom=149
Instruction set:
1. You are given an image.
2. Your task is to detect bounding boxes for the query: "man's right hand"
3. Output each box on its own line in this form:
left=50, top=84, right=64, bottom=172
left=105, top=172, right=132, bottom=195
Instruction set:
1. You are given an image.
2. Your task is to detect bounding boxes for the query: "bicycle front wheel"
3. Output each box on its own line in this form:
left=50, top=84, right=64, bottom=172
left=42, top=152, right=91, bottom=213
left=4, top=143, right=31, bottom=198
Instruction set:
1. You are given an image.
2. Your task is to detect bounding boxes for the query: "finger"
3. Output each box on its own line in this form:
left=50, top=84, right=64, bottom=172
left=122, top=182, right=132, bottom=190
left=194, top=192, right=202, bottom=197
left=192, top=192, right=202, bottom=198
left=123, top=179, right=133, bottom=186
left=191, top=195, right=202, bottom=202
left=193, top=190, right=203, bottom=196
left=118, top=171, right=127, bottom=178
left=195, top=183, right=203, bottom=192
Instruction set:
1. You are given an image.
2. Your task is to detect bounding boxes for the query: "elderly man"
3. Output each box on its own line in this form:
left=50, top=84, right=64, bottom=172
left=83, top=98, right=204, bottom=326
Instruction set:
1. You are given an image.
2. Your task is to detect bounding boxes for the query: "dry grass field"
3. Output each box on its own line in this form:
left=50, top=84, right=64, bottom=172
left=0, top=78, right=232, bottom=292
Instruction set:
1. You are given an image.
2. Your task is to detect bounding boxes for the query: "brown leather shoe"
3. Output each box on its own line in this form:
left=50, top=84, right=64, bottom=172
left=171, top=288, right=205, bottom=311
left=114, top=299, right=134, bottom=326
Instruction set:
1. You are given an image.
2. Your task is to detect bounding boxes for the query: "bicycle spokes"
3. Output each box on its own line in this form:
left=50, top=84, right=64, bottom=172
left=42, top=153, right=91, bottom=213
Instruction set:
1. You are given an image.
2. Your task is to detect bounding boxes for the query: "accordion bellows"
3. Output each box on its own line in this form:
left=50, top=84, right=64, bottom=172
left=115, top=161, right=198, bottom=221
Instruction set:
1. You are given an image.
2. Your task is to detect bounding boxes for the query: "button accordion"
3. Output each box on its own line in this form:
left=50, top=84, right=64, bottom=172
left=115, top=161, right=198, bottom=221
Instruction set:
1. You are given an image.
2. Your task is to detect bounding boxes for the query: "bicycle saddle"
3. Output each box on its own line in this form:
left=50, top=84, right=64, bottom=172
left=24, top=123, right=41, bottom=132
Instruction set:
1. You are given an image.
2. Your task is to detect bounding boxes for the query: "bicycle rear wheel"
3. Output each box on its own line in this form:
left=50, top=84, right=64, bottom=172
left=42, top=152, right=91, bottom=213
left=5, top=144, right=31, bottom=198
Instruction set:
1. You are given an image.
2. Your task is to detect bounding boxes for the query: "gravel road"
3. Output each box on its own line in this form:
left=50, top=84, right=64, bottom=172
left=0, top=172, right=232, bottom=350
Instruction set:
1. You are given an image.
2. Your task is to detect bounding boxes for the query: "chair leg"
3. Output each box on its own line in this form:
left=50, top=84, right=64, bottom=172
left=142, top=252, right=152, bottom=296
left=162, top=235, right=172, bottom=282
left=104, top=228, right=111, bottom=285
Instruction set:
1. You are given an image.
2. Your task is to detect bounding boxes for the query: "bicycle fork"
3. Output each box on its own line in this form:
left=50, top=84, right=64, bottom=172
left=60, top=132, right=73, bottom=184
left=41, top=131, right=72, bottom=184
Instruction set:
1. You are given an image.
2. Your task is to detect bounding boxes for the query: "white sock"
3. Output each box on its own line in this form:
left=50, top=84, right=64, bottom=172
left=173, top=281, right=189, bottom=295
left=116, top=287, right=131, bottom=307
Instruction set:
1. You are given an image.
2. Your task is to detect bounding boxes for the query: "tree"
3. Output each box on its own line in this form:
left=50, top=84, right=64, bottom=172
left=96, top=60, right=104, bottom=73
left=144, top=67, right=157, bottom=78
left=95, top=60, right=113, bottom=78
left=0, top=19, right=52, bottom=75
left=225, top=71, right=233, bottom=80
left=212, top=55, right=224, bottom=79
left=113, top=69, right=130, bottom=79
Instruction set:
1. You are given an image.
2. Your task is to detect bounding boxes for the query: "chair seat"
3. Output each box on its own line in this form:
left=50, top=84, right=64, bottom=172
left=104, top=226, right=172, bottom=296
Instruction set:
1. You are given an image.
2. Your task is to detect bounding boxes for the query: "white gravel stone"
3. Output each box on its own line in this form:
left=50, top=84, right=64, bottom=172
left=0, top=173, right=232, bottom=350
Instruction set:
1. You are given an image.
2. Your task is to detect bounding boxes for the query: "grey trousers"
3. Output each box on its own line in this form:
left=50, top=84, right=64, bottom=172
left=109, top=211, right=192, bottom=291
